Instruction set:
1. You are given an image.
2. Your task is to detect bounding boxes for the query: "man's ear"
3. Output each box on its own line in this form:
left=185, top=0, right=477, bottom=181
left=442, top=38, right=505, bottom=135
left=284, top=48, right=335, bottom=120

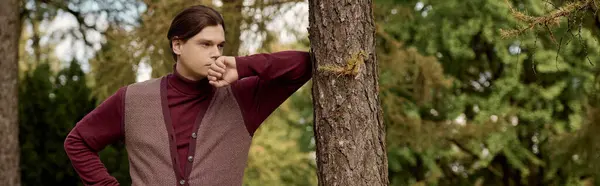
left=172, top=38, right=183, bottom=55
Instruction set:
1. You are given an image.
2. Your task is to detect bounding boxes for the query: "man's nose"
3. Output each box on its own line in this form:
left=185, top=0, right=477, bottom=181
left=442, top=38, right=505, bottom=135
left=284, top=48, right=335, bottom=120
left=210, top=45, right=221, bottom=60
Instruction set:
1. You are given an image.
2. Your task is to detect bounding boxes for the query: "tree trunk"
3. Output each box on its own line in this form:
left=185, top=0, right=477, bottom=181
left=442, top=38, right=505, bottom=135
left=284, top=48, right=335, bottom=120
left=0, top=0, right=21, bottom=185
left=222, top=0, right=243, bottom=56
left=308, top=0, right=388, bottom=185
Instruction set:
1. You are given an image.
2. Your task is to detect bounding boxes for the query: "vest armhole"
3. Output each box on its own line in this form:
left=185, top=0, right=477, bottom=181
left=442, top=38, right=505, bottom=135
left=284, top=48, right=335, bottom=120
left=227, top=86, right=254, bottom=137
left=120, top=77, right=162, bottom=142
left=120, top=85, right=129, bottom=142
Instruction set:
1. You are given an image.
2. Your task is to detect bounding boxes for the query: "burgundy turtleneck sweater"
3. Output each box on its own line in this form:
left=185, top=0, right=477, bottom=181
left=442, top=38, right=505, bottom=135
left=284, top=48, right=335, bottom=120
left=64, top=51, right=312, bottom=185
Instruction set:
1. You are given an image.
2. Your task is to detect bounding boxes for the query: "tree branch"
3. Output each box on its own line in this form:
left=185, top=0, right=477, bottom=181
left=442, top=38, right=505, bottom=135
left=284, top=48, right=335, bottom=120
left=447, top=138, right=479, bottom=158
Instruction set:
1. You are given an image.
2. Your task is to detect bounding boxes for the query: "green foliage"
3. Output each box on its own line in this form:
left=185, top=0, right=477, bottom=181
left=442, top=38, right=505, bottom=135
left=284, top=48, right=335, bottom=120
left=19, top=60, right=131, bottom=185
left=19, top=61, right=96, bottom=185
left=374, top=0, right=600, bottom=185
left=89, top=27, right=138, bottom=102
left=244, top=106, right=317, bottom=186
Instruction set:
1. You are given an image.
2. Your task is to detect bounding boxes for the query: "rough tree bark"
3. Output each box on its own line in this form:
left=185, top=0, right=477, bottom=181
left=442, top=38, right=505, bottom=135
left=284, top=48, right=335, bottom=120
left=0, top=0, right=21, bottom=185
left=308, top=0, right=388, bottom=185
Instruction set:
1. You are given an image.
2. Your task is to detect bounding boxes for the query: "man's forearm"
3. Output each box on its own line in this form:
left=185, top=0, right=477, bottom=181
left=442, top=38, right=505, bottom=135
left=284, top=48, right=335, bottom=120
left=231, top=51, right=313, bottom=135
left=64, top=129, right=120, bottom=186
left=235, top=50, right=312, bottom=82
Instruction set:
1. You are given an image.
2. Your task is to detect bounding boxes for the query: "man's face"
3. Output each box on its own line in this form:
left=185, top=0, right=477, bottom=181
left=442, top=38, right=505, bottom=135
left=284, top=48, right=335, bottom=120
left=173, top=25, right=225, bottom=80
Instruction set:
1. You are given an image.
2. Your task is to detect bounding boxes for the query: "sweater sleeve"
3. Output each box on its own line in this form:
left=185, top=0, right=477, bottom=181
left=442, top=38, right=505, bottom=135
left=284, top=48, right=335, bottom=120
left=64, top=87, right=127, bottom=186
left=231, top=51, right=312, bottom=135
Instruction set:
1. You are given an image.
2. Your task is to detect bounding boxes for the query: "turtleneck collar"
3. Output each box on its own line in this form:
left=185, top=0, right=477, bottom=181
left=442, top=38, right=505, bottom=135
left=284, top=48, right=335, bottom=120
left=168, top=63, right=213, bottom=95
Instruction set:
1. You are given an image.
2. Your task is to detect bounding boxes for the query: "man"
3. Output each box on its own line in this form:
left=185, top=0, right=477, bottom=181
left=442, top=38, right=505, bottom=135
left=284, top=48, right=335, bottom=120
left=64, top=5, right=312, bottom=186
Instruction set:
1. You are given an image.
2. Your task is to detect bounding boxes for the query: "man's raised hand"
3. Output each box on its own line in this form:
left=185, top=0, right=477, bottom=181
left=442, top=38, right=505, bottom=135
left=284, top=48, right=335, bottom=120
left=208, top=56, right=239, bottom=87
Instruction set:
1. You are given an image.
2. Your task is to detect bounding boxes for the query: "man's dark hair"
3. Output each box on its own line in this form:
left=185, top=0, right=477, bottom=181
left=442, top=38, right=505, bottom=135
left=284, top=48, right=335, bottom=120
left=167, top=5, right=226, bottom=61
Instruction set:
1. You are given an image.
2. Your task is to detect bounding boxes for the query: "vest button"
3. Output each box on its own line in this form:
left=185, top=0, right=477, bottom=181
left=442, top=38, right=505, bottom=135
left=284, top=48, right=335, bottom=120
left=179, top=180, right=185, bottom=185
left=188, top=156, right=193, bottom=162
left=191, top=133, right=197, bottom=139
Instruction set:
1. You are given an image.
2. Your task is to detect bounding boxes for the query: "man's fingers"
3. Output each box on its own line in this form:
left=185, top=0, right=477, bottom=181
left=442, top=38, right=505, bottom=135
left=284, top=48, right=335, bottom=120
left=207, top=69, right=222, bottom=78
left=209, top=81, right=223, bottom=88
left=207, top=75, right=218, bottom=81
left=209, top=80, right=228, bottom=88
left=215, top=59, right=226, bottom=69
left=210, top=64, right=226, bottom=74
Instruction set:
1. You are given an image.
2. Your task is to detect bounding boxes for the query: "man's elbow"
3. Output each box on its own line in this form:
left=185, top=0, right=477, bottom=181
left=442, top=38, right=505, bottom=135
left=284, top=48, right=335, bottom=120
left=300, top=54, right=313, bottom=82
left=63, top=128, right=81, bottom=156
left=64, top=132, right=74, bottom=156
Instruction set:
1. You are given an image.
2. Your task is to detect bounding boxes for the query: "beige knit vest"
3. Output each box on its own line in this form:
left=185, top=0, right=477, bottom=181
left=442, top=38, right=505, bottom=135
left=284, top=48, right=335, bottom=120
left=124, top=77, right=252, bottom=186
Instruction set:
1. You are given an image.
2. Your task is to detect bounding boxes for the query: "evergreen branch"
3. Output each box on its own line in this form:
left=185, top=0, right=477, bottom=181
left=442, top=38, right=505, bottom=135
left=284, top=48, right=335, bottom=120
left=501, top=0, right=596, bottom=38
left=543, top=0, right=559, bottom=9
left=544, top=23, right=557, bottom=44
left=447, top=138, right=479, bottom=158
left=375, top=23, right=403, bottom=48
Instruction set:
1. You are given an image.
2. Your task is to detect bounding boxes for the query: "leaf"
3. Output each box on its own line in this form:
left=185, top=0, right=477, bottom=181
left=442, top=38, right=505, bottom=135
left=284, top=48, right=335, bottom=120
left=533, top=50, right=570, bottom=73
left=398, top=147, right=417, bottom=166
left=502, top=147, right=530, bottom=176
left=421, top=153, right=444, bottom=180
left=538, top=81, right=567, bottom=100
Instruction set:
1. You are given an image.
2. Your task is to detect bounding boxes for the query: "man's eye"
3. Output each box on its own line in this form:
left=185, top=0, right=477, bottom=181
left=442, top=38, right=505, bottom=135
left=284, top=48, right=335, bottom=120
left=218, top=44, right=224, bottom=49
left=200, top=43, right=210, bottom=47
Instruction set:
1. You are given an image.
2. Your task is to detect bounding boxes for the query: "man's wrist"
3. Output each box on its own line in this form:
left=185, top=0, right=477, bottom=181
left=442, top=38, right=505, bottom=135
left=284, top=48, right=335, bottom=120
left=234, top=56, right=254, bottom=79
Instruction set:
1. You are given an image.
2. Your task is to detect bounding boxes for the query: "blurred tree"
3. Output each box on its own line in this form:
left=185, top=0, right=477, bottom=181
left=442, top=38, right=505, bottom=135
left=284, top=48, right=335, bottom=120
left=503, top=0, right=600, bottom=184
left=374, top=0, right=600, bottom=185
left=88, top=26, right=138, bottom=102
left=222, top=0, right=243, bottom=56
left=19, top=0, right=145, bottom=59
left=19, top=61, right=98, bottom=186
left=11, top=0, right=144, bottom=101
left=53, top=61, right=99, bottom=184
left=18, top=64, right=54, bottom=186
left=0, top=0, right=22, bottom=185
left=308, top=0, right=388, bottom=185
left=244, top=112, right=318, bottom=186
